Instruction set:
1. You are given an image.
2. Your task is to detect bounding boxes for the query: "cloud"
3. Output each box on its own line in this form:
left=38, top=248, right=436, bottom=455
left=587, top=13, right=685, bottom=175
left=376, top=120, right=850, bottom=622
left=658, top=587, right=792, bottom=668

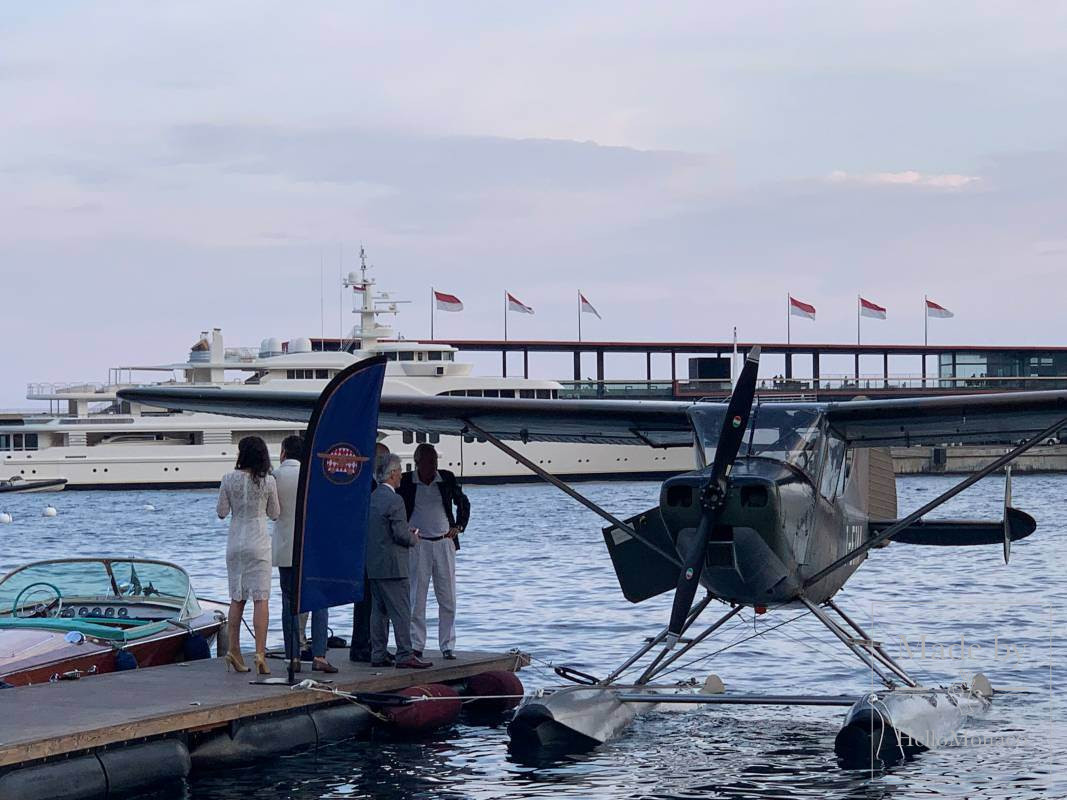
left=825, top=170, right=981, bottom=189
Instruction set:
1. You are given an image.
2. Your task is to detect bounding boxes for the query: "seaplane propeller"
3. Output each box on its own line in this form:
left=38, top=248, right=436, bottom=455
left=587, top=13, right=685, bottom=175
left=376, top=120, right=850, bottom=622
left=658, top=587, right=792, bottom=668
left=666, top=345, right=761, bottom=643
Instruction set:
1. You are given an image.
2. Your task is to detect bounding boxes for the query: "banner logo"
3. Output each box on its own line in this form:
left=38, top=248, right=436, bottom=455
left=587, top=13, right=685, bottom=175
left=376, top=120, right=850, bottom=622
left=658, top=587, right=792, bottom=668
left=317, top=443, right=369, bottom=485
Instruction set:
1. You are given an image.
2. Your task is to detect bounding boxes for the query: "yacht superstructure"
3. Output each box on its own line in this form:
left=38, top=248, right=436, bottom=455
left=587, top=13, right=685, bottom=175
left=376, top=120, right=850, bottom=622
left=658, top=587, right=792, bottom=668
left=2, top=256, right=692, bottom=488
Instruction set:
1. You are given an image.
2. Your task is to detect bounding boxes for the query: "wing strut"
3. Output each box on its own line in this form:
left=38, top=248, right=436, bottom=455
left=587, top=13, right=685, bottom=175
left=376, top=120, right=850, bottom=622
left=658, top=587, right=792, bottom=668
left=461, top=419, right=682, bottom=568
left=803, top=413, right=1067, bottom=591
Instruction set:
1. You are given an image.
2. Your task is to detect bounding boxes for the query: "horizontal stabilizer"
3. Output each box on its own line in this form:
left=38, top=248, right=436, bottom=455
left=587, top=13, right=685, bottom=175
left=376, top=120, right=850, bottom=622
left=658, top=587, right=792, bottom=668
left=871, top=507, right=1036, bottom=547
left=602, top=507, right=679, bottom=603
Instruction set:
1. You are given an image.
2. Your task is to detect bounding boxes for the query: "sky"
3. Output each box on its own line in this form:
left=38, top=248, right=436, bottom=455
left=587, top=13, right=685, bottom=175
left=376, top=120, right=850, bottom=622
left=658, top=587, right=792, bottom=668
left=2, top=1, right=1067, bottom=405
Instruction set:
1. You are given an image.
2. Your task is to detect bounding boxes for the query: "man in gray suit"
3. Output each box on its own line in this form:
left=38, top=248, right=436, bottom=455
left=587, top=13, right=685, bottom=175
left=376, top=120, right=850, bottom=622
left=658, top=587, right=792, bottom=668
left=366, top=453, right=432, bottom=669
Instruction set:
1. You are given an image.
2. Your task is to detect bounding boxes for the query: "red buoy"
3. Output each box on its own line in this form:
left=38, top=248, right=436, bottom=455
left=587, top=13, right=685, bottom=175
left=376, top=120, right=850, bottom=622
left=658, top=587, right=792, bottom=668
left=462, top=670, right=524, bottom=716
left=385, top=684, right=462, bottom=733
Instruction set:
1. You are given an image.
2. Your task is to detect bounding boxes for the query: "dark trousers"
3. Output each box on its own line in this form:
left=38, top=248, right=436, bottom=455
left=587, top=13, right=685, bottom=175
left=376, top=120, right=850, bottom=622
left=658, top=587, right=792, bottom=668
left=350, top=573, right=372, bottom=658
left=278, top=567, right=328, bottom=660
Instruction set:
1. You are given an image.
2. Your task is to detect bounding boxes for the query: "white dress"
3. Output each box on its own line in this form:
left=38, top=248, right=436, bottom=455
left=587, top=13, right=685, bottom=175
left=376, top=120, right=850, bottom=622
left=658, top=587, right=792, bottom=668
left=217, top=470, right=280, bottom=601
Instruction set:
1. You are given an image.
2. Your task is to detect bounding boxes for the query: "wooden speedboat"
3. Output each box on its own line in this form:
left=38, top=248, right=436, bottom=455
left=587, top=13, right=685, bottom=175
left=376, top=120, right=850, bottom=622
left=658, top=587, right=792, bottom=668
left=0, top=477, right=67, bottom=493
left=0, top=557, right=226, bottom=686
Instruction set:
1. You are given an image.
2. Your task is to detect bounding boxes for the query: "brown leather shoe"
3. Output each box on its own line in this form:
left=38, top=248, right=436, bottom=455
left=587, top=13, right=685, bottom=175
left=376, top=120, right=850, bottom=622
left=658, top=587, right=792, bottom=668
left=396, top=655, right=433, bottom=669
left=312, top=658, right=338, bottom=674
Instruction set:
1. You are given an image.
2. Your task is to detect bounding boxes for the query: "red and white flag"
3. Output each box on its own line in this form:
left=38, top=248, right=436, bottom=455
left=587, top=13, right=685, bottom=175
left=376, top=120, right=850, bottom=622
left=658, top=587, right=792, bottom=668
left=507, top=292, right=534, bottom=314
left=926, top=298, right=954, bottom=318
left=789, top=295, right=816, bottom=320
left=859, top=297, right=887, bottom=320
left=579, top=292, right=601, bottom=319
left=433, top=290, right=463, bottom=312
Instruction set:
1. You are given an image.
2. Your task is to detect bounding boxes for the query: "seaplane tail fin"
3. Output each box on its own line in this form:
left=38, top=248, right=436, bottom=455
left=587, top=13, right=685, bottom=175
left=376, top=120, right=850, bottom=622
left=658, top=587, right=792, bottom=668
left=602, top=507, right=679, bottom=603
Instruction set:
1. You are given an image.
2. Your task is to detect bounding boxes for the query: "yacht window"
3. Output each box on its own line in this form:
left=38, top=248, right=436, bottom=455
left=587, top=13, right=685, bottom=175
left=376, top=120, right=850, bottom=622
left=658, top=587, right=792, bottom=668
left=484, top=390, right=500, bottom=398
left=535, top=389, right=551, bottom=399
left=415, top=432, right=427, bottom=444
left=445, top=352, right=454, bottom=361
left=315, top=369, right=328, bottom=379
left=519, top=389, right=534, bottom=399
left=402, top=431, right=414, bottom=444
left=385, top=352, right=398, bottom=361
left=417, top=352, right=425, bottom=361
left=500, top=389, right=515, bottom=398
left=400, top=351, right=415, bottom=361
left=286, top=370, right=295, bottom=380
left=13, top=434, right=23, bottom=449
left=467, top=390, right=483, bottom=397
left=0, top=434, right=9, bottom=450
left=429, top=433, right=440, bottom=444
left=428, top=352, right=442, bottom=361
left=24, top=434, right=38, bottom=451
left=551, top=390, right=558, bottom=399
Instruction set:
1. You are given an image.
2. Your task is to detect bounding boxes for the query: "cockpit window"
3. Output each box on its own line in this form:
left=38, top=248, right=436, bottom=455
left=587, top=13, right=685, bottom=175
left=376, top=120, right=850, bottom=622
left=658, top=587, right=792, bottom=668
left=687, top=404, right=824, bottom=480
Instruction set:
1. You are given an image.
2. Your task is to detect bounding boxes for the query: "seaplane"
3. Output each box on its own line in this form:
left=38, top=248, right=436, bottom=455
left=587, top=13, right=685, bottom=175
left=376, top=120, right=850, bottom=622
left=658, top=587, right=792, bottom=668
left=118, top=348, right=1066, bottom=768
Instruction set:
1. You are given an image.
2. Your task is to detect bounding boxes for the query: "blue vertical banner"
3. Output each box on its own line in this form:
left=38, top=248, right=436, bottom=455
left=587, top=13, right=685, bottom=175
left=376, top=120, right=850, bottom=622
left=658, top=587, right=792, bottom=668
left=292, top=356, right=387, bottom=614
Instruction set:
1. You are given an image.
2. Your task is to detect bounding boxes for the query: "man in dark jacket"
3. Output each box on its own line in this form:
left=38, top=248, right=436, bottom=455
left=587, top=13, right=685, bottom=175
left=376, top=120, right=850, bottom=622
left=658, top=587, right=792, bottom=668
left=397, top=443, right=470, bottom=660
left=350, top=441, right=391, bottom=662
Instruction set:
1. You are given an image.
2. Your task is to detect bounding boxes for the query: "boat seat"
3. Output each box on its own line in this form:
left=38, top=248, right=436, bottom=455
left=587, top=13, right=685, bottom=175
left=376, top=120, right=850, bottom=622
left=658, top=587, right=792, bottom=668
left=0, top=617, right=172, bottom=642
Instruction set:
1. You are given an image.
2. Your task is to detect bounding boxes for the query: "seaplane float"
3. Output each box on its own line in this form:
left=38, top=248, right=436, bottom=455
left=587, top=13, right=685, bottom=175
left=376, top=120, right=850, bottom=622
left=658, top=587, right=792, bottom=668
left=119, top=348, right=1064, bottom=769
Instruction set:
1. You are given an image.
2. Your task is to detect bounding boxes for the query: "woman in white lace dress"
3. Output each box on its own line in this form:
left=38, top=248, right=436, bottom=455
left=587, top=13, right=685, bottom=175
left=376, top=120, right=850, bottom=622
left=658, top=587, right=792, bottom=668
left=217, top=436, right=280, bottom=674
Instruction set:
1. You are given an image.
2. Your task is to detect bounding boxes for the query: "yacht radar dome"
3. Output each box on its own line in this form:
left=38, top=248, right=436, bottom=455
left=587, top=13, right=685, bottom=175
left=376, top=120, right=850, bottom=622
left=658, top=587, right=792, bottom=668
left=289, top=337, right=313, bottom=354
left=259, top=338, right=282, bottom=358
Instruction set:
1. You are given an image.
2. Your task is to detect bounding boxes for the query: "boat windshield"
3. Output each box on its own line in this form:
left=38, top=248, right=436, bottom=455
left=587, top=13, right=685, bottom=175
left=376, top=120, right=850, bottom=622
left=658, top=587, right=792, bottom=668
left=0, top=558, right=199, bottom=619
left=688, top=404, right=824, bottom=480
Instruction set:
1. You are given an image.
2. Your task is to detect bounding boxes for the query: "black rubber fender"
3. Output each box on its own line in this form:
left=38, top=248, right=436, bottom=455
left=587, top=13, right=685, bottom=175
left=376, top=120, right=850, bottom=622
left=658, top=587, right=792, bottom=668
left=98, top=739, right=190, bottom=795
left=190, top=712, right=317, bottom=770
left=309, top=703, right=373, bottom=743
left=0, top=755, right=106, bottom=800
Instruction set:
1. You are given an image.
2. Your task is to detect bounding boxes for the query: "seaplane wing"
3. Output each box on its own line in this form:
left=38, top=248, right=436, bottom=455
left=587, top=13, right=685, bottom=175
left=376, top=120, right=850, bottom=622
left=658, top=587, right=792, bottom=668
left=117, top=386, right=696, bottom=446
left=824, top=389, right=1067, bottom=447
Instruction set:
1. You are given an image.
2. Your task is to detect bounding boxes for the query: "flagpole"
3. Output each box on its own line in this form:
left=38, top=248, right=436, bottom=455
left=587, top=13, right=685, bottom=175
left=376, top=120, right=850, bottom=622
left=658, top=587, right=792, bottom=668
left=924, top=294, right=928, bottom=346
left=577, top=290, right=582, bottom=343
left=786, top=294, right=791, bottom=345
left=504, top=291, right=508, bottom=342
left=857, top=294, right=861, bottom=346
left=430, top=286, right=435, bottom=340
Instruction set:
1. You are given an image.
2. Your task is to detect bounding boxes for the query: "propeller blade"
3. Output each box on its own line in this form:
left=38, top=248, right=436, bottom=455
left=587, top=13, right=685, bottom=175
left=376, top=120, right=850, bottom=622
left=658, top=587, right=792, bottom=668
left=666, top=347, right=761, bottom=639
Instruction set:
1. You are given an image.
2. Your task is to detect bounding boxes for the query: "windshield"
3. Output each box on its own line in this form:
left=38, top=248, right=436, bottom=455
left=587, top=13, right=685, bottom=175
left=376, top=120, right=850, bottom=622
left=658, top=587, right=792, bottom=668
left=688, top=404, right=824, bottom=480
left=0, top=559, right=199, bottom=619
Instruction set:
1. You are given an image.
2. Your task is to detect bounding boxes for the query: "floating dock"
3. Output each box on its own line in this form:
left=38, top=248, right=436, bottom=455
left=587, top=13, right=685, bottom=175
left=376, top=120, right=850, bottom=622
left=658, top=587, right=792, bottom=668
left=0, top=648, right=528, bottom=800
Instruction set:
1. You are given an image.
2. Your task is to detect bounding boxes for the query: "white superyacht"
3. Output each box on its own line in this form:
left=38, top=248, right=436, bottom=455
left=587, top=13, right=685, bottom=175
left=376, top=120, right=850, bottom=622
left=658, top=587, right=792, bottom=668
left=3, top=265, right=691, bottom=489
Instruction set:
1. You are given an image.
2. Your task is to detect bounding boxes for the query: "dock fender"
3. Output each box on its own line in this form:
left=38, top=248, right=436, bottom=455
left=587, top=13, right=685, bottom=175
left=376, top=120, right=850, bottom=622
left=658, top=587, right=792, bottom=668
left=0, top=755, right=106, bottom=800
left=114, top=650, right=137, bottom=671
left=190, top=713, right=317, bottom=770
left=98, top=739, right=191, bottom=796
left=384, top=684, right=462, bottom=734
left=309, top=703, right=373, bottom=743
left=182, top=632, right=212, bottom=662
left=462, top=670, right=524, bottom=718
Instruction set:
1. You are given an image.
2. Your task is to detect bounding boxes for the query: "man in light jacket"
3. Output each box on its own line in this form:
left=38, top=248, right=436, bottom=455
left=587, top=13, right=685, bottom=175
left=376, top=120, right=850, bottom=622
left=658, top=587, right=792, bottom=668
left=367, top=453, right=431, bottom=669
left=273, top=435, right=336, bottom=673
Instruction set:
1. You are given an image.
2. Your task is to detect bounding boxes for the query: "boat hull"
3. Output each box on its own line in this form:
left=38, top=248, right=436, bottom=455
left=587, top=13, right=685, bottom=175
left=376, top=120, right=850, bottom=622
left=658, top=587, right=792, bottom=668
left=0, top=613, right=222, bottom=686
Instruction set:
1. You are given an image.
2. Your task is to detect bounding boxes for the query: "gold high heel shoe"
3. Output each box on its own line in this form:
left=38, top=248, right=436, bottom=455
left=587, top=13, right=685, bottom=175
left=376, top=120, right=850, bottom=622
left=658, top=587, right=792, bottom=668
left=225, top=652, right=250, bottom=673
left=254, top=652, right=271, bottom=675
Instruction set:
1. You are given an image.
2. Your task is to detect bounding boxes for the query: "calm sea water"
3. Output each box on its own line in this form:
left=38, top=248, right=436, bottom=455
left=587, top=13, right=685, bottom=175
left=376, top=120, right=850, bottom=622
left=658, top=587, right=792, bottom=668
left=0, top=475, right=1063, bottom=799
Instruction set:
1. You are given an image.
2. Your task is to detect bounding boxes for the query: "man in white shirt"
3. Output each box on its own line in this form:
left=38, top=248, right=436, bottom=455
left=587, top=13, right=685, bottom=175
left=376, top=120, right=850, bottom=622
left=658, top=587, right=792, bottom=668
left=397, top=443, right=470, bottom=660
left=273, top=435, right=336, bottom=673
